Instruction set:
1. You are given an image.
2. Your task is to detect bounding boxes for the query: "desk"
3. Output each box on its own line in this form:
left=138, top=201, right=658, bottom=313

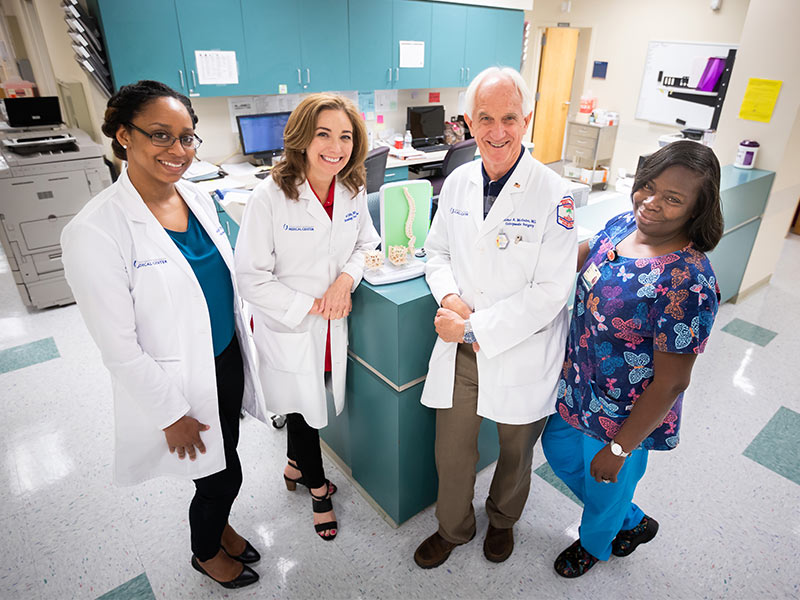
left=382, top=141, right=535, bottom=185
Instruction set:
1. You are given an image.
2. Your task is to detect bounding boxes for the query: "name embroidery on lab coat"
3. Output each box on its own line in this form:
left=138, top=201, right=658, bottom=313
left=503, top=217, right=536, bottom=229
left=133, top=258, right=168, bottom=269
left=344, top=210, right=359, bottom=223
left=556, top=195, right=575, bottom=230
left=450, top=208, right=469, bottom=217
left=283, top=224, right=315, bottom=232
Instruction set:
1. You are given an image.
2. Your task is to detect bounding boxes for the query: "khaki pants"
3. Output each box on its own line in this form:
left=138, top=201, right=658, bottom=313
left=435, top=343, right=546, bottom=544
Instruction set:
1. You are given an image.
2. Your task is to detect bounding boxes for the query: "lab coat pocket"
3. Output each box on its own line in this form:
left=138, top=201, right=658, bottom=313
left=256, top=326, right=314, bottom=374
left=506, top=239, right=539, bottom=283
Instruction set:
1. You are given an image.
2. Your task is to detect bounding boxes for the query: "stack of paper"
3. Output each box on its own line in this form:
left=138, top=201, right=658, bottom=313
left=183, top=159, right=222, bottom=182
left=388, top=147, right=424, bottom=160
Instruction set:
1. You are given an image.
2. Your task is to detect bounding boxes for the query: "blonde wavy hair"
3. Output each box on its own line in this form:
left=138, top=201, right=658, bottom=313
left=272, top=93, right=367, bottom=200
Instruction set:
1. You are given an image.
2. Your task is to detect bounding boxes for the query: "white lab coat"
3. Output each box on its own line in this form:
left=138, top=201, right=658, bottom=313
left=422, top=151, right=577, bottom=424
left=61, top=171, right=267, bottom=486
left=234, top=177, right=380, bottom=429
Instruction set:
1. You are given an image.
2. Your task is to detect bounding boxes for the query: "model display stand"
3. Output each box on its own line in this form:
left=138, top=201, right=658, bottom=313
left=363, top=180, right=431, bottom=285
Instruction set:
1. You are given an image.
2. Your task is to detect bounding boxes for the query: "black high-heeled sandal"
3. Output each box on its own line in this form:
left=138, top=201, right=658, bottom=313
left=283, top=462, right=337, bottom=496
left=310, top=488, right=338, bottom=541
left=190, top=555, right=259, bottom=589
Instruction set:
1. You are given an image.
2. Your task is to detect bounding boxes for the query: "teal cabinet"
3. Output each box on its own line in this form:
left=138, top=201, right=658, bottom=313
left=91, top=0, right=188, bottom=93
left=349, top=0, right=432, bottom=91
left=320, top=278, right=501, bottom=525
left=244, top=0, right=349, bottom=95
left=349, top=0, right=394, bottom=91
left=494, top=8, right=524, bottom=69
left=175, top=0, right=249, bottom=97
left=392, top=0, right=432, bottom=90
left=429, top=4, right=523, bottom=89
left=383, top=166, right=409, bottom=183
left=430, top=2, right=467, bottom=88
left=299, top=0, right=350, bottom=93
left=241, top=0, right=303, bottom=95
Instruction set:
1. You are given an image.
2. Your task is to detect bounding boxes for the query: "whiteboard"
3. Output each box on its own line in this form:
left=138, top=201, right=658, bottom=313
left=635, top=41, right=737, bottom=129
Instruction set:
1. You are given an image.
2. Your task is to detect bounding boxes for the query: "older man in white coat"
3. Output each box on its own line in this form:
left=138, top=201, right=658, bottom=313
left=414, top=67, right=577, bottom=568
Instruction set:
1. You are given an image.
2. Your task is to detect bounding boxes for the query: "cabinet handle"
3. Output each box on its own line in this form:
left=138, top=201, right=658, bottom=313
left=466, top=67, right=470, bottom=80
left=460, top=67, right=464, bottom=82
left=387, top=67, right=392, bottom=83
left=306, top=68, right=310, bottom=84
left=179, top=69, right=185, bottom=89
left=395, top=67, right=399, bottom=82
left=191, top=69, right=197, bottom=88
left=297, top=69, right=302, bottom=84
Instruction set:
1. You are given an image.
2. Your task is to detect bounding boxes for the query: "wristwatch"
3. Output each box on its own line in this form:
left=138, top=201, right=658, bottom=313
left=463, top=319, right=477, bottom=344
left=609, top=440, right=629, bottom=458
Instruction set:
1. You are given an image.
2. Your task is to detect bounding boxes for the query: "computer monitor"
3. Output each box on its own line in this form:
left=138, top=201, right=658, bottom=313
left=3, top=97, right=63, bottom=128
left=236, top=111, right=291, bottom=165
left=407, top=105, right=445, bottom=147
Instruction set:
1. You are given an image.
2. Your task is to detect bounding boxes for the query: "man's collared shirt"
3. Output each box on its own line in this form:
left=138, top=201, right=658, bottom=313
left=481, top=145, right=525, bottom=218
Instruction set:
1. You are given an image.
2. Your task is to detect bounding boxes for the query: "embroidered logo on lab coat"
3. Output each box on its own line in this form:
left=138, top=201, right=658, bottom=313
left=450, top=208, right=469, bottom=216
left=283, top=224, right=315, bottom=232
left=556, top=195, right=575, bottom=230
left=133, top=258, right=168, bottom=269
left=344, top=210, right=359, bottom=223
left=215, top=225, right=225, bottom=236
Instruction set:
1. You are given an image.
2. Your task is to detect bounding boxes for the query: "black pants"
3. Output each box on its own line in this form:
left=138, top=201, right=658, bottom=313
left=286, top=413, right=326, bottom=490
left=190, top=335, right=244, bottom=561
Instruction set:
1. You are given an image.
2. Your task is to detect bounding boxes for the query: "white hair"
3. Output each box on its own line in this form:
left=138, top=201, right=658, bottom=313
left=463, top=66, right=533, bottom=119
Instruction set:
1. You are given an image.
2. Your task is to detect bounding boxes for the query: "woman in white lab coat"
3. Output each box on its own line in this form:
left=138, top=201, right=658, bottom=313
left=235, top=93, right=379, bottom=541
left=61, top=81, right=266, bottom=589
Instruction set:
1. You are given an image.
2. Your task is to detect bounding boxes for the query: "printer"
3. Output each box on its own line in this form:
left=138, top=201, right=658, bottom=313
left=0, top=97, right=111, bottom=309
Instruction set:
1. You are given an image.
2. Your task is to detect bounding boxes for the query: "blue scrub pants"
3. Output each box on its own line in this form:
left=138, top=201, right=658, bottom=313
left=541, top=412, right=648, bottom=561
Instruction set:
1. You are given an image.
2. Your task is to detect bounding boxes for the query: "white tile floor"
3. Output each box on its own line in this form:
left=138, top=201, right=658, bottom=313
left=1, top=232, right=799, bottom=599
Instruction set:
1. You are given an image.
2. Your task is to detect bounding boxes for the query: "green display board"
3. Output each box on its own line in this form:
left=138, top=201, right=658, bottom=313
left=379, top=180, right=432, bottom=257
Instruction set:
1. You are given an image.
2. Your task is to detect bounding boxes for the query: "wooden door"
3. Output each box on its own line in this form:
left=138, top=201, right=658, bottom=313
left=532, top=27, right=579, bottom=164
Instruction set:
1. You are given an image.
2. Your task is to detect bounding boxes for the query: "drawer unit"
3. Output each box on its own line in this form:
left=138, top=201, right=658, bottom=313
left=563, top=122, right=618, bottom=183
left=384, top=166, right=409, bottom=183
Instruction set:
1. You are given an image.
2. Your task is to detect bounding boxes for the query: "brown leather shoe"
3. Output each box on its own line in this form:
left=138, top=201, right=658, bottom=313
left=414, top=532, right=466, bottom=569
left=483, top=524, right=514, bottom=563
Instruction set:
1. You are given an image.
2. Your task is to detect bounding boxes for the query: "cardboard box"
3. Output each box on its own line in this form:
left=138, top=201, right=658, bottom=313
left=579, top=166, right=608, bottom=185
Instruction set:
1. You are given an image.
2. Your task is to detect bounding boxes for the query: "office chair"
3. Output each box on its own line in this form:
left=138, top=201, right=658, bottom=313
left=428, top=139, right=477, bottom=197
left=364, top=146, right=389, bottom=194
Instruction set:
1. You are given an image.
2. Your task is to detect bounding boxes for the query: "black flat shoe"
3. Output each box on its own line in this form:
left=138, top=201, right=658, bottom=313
left=191, top=555, right=259, bottom=589
left=222, top=539, right=261, bottom=564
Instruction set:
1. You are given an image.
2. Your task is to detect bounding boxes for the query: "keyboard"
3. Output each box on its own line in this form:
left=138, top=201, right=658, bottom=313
left=418, top=144, right=450, bottom=153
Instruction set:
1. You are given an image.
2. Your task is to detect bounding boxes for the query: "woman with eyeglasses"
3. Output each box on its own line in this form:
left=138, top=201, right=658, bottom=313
left=61, top=80, right=267, bottom=589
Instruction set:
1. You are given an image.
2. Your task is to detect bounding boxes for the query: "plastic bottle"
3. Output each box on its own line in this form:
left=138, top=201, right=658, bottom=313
left=404, top=129, right=412, bottom=149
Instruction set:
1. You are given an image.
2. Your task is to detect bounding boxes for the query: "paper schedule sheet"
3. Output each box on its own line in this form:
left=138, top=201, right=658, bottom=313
left=195, top=50, right=239, bottom=85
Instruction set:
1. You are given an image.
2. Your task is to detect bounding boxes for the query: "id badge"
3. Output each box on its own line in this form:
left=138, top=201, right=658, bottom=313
left=582, top=262, right=601, bottom=291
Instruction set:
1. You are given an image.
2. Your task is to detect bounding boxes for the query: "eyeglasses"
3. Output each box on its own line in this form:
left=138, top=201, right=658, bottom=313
left=126, top=122, right=202, bottom=150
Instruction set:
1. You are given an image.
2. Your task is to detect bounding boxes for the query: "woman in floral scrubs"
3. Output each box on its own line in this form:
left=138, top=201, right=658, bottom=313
left=542, top=141, right=724, bottom=578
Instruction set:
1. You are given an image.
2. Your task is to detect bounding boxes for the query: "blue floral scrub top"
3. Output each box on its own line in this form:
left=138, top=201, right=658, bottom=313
left=556, top=212, right=720, bottom=451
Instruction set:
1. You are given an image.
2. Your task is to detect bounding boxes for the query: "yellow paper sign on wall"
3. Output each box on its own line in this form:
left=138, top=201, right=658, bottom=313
left=738, top=78, right=782, bottom=123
